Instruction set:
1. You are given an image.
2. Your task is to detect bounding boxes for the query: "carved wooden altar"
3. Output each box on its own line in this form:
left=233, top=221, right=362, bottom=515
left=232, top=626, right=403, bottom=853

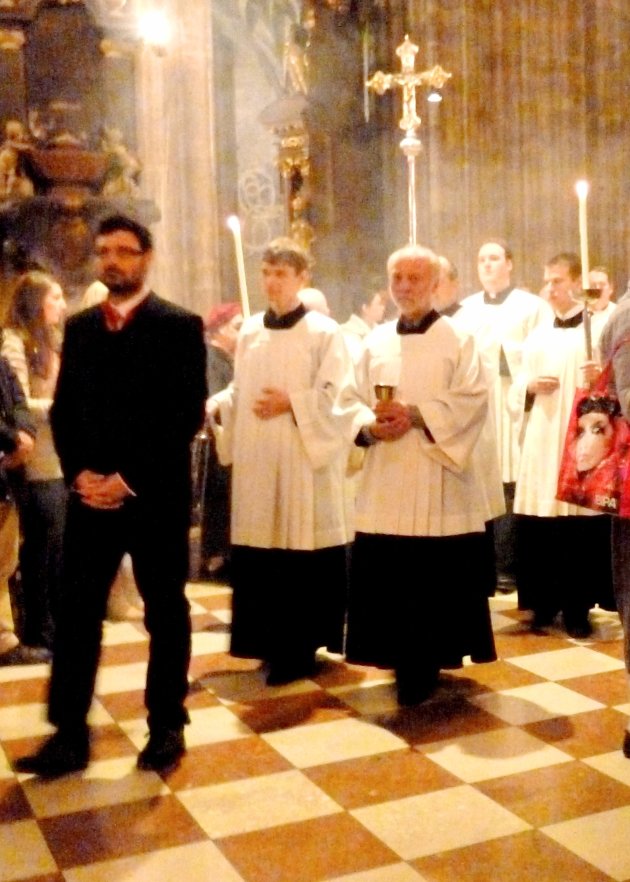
left=0, top=0, right=157, bottom=310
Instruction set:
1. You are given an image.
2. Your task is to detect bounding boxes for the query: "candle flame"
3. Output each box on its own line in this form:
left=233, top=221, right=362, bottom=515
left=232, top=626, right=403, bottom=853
left=226, top=215, right=241, bottom=233
left=575, top=179, right=589, bottom=200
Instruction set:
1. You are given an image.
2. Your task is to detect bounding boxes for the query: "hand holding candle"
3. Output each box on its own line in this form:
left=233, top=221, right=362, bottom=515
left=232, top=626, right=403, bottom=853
left=227, top=215, right=250, bottom=319
left=575, top=179, right=590, bottom=290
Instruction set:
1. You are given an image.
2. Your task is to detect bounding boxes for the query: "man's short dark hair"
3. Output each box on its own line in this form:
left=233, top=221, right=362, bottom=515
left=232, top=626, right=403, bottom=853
left=480, top=239, right=513, bottom=261
left=97, top=215, right=153, bottom=253
left=262, top=237, right=310, bottom=275
left=547, top=251, right=581, bottom=280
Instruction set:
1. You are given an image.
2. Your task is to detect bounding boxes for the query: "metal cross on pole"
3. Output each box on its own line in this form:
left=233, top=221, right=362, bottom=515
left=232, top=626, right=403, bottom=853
left=367, top=35, right=451, bottom=245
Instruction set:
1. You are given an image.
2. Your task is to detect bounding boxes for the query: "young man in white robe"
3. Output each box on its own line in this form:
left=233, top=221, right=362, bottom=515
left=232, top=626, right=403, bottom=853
left=511, top=252, right=613, bottom=637
left=345, top=245, right=497, bottom=706
left=457, top=241, right=553, bottom=591
left=208, top=238, right=358, bottom=686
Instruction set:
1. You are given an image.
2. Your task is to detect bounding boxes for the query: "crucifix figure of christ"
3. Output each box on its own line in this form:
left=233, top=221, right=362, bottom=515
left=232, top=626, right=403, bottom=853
left=367, top=35, right=451, bottom=244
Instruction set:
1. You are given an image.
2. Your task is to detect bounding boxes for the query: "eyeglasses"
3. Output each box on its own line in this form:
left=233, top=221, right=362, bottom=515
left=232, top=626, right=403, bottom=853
left=95, top=247, right=145, bottom=259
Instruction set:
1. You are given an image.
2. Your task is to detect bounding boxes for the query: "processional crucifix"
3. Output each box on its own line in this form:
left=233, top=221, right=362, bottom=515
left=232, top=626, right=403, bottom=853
left=367, top=35, right=451, bottom=245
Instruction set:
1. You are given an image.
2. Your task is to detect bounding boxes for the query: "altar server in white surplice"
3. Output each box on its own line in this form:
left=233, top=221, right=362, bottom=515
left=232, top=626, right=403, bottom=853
left=511, top=252, right=613, bottom=638
left=209, top=238, right=358, bottom=687
left=345, top=245, right=497, bottom=707
left=458, top=241, right=553, bottom=591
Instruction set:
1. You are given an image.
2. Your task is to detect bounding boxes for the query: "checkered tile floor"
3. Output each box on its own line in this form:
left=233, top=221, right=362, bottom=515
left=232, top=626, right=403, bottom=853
left=2, top=585, right=630, bottom=882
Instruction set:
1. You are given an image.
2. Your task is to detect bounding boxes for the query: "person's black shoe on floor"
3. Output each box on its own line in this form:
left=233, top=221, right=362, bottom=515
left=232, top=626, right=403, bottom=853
left=137, top=727, right=186, bottom=772
left=14, top=728, right=89, bottom=778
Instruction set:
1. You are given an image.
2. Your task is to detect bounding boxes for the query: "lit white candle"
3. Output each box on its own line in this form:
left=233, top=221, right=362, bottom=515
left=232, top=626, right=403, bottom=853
left=575, top=179, right=590, bottom=290
left=226, top=215, right=250, bottom=319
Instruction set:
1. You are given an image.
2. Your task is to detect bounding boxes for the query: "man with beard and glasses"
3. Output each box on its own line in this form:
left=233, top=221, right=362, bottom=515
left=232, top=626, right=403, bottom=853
left=15, top=215, right=207, bottom=777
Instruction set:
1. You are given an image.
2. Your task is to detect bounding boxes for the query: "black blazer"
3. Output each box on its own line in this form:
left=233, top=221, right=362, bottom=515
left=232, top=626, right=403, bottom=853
left=51, top=293, right=207, bottom=511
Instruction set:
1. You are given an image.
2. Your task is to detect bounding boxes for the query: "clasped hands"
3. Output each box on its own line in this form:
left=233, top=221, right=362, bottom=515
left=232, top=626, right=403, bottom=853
left=253, top=387, right=292, bottom=420
left=370, top=399, right=413, bottom=442
left=75, top=470, right=132, bottom=510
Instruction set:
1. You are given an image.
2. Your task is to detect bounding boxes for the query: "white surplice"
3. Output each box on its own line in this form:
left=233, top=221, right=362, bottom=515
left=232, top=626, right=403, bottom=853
left=457, top=288, right=554, bottom=482
left=512, top=309, right=605, bottom=517
left=353, top=316, right=489, bottom=537
left=213, top=309, right=359, bottom=550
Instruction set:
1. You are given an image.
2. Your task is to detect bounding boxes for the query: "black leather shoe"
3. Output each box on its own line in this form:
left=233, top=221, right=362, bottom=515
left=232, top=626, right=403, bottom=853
left=137, top=728, right=185, bottom=772
left=265, top=658, right=317, bottom=687
left=565, top=619, right=593, bottom=640
left=14, top=730, right=89, bottom=778
left=623, top=732, right=630, bottom=759
left=0, top=645, right=51, bottom=666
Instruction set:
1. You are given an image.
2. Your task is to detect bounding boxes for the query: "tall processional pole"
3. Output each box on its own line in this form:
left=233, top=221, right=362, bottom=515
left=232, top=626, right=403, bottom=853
left=366, top=35, right=451, bottom=245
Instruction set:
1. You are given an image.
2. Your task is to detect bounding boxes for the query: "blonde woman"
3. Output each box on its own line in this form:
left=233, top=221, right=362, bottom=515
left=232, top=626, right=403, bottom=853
left=2, top=271, right=66, bottom=649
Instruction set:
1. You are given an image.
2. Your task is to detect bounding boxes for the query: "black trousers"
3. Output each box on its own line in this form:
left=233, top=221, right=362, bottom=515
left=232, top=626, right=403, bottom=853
left=47, top=494, right=191, bottom=733
left=515, top=514, right=613, bottom=625
left=15, top=478, right=67, bottom=649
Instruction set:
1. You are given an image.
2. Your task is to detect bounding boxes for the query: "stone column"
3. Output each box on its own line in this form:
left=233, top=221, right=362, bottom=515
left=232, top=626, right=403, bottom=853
left=135, top=0, right=220, bottom=317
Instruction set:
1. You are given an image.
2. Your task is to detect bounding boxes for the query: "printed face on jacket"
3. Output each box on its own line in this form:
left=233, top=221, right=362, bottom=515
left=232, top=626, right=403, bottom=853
left=576, top=410, right=615, bottom=472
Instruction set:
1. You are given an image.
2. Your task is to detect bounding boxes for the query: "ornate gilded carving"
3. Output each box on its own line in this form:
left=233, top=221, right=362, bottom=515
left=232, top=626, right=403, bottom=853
left=100, top=125, right=140, bottom=197
left=0, top=119, right=34, bottom=200
left=0, top=29, right=24, bottom=50
left=100, top=38, right=136, bottom=58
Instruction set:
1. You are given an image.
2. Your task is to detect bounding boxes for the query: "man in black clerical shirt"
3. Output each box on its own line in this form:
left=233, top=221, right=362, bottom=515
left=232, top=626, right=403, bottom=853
left=15, top=215, right=207, bottom=777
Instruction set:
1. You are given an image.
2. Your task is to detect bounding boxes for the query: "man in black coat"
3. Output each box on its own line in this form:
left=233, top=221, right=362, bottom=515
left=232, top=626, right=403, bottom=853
left=16, top=215, right=207, bottom=776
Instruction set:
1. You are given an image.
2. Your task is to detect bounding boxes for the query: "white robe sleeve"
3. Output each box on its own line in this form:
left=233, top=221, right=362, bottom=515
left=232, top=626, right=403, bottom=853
left=290, top=328, right=364, bottom=470
left=418, top=333, right=488, bottom=472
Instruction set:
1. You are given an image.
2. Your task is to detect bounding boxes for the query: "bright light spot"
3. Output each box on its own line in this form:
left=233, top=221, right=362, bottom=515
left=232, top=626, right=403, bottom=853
left=226, top=215, right=241, bottom=233
left=139, top=11, right=171, bottom=52
left=575, top=179, right=589, bottom=200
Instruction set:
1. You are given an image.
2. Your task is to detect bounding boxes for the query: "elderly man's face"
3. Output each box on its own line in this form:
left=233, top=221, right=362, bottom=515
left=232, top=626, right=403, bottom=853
left=389, top=256, right=438, bottom=320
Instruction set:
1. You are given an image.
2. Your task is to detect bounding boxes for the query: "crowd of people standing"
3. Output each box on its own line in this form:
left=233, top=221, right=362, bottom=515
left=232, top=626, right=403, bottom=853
left=6, top=217, right=630, bottom=777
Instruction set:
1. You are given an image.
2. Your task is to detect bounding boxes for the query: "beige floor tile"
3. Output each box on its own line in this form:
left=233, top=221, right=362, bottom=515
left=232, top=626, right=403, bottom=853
left=507, top=647, right=624, bottom=681
left=179, top=768, right=342, bottom=838
left=101, top=621, right=148, bottom=646
left=543, top=805, right=630, bottom=881
left=262, top=717, right=407, bottom=768
left=0, top=700, right=112, bottom=742
left=63, top=841, right=245, bottom=882
left=0, top=662, right=50, bottom=685
left=191, top=629, right=231, bottom=655
left=583, top=750, right=630, bottom=786
left=471, top=681, right=604, bottom=725
left=21, top=756, right=168, bottom=818
left=330, top=682, right=400, bottom=715
left=205, top=669, right=319, bottom=703
left=0, top=819, right=57, bottom=881
left=421, top=726, right=572, bottom=782
left=95, top=661, right=149, bottom=695
left=119, top=705, right=252, bottom=751
left=351, top=784, right=530, bottom=860
left=324, top=864, right=427, bottom=882
left=185, top=583, right=231, bottom=600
